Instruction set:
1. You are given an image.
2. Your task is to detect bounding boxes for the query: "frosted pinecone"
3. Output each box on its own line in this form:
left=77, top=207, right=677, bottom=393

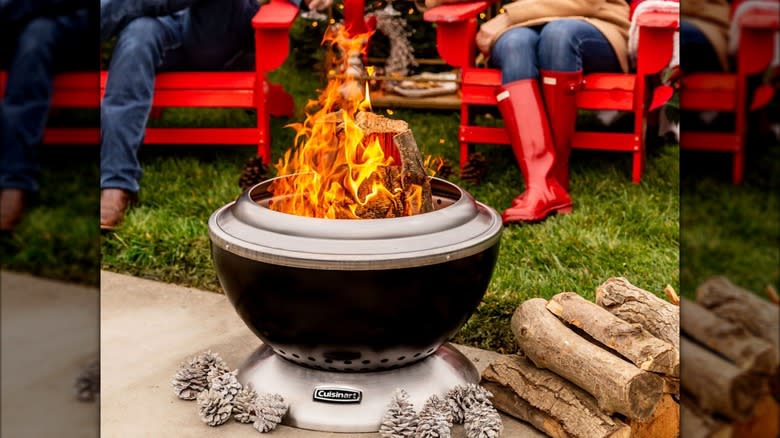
left=446, top=384, right=493, bottom=424
left=209, top=370, right=242, bottom=403
left=197, top=389, right=233, bottom=427
left=195, top=351, right=229, bottom=382
left=379, top=389, right=418, bottom=438
left=74, top=359, right=100, bottom=402
left=172, top=358, right=209, bottom=400
left=464, top=402, right=503, bottom=438
left=253, top=393, right=288, bottom=433
left=415, top=394, right=452, bottom=438
left=233, top=385, right=260, bottom=423
left=172, top=351, right=229, bottom=400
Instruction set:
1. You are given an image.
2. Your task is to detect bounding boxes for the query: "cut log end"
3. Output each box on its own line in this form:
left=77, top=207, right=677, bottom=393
left=628, top=372, right=667, bottom=420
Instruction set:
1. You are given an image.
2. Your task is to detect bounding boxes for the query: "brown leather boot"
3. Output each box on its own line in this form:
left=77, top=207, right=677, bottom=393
left=100, top=189, right=136, bottom=230
left=0, top=189, right=26, bottom=231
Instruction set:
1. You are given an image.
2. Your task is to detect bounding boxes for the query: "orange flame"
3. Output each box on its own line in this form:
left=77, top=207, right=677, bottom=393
left=269, top=26, right=415, bottom=219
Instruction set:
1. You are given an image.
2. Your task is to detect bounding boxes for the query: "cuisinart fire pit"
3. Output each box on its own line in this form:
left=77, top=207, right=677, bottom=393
left=208, top=175, right=502, bottom=432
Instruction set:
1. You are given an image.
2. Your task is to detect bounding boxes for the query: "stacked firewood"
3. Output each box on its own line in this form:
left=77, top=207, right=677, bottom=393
left=680, top=277, right=779, bottom=438
left=482, top=277, right=680, bottom=438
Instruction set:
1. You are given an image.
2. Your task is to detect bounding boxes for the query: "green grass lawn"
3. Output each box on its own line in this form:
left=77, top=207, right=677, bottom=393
left=679, top=145, right=779, bottom=298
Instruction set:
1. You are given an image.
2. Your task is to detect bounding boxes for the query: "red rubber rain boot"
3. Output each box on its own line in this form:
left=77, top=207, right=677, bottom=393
left=540, top=69, right=582, bottom=191
left=497, top=79, right=572, bottom=224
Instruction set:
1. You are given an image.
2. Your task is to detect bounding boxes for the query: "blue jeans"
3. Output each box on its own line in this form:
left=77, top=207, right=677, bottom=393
left=0, top=8, right=92, bottom=192
left=100, top=0, right=298, bottom=192
left=680, top=21, right=723, bottom=73
left=491, top=19, right=622, bottom=84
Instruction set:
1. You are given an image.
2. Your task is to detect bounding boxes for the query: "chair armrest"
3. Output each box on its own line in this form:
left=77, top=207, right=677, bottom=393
left=252, top=0, right=299, bottom=72
left=634, top=10, right=678, bottom=75
left=252, top=0, right=299, bottom=29
left=423, top=1, right=492, bottom=23
left=424, top=1, right=494, bottom=68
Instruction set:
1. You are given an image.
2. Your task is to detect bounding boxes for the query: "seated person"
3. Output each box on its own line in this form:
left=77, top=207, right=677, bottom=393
left=0, top=2, right=94, bottom=231
left=98, top=0, right=331, bottom=230
left=476, top=0, right=631, bottom=224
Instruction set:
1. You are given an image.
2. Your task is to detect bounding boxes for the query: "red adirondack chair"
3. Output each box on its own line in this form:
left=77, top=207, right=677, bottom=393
left=423, top=1, right=679, bottom=183
left=0, top=0, right=298, bottom=165
left=679, top=2, right=779, bottom=184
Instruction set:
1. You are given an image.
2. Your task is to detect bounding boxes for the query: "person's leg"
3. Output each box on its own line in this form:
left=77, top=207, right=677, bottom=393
left=100, top=0, right=193, bottom=42
left=490, top=27, right=540, bottom=84
left=100, top=15, right=181, bottom=228
left=680, top=21, right=723, bottom=73
left=489, top=26, right=571, bottom=223
left=0, top=11, right=90, bottom=230
left=0, top=16, right=66, bottom=194
left=536, top=19, right=621, bottom=192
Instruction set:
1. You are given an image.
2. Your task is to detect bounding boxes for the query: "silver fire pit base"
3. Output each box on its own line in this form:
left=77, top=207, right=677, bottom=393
left=237, top=343, right=479, bottom=433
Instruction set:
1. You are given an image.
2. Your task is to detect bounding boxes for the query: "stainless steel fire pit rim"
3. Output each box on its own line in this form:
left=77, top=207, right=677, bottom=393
left=230, top=176, right=479, bottom=241
left=209, top=225, right=501, bottom=270
left=207, top=176, right=502, bottom=270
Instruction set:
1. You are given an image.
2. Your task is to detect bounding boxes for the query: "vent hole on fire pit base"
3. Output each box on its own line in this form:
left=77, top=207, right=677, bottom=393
left=292, top=354, right=300, bottom=359
left=413, top=352, right=421, bottom=358
left=307, top=357, right=316, bottom=362
left=426, top=348, right=434, bottom=354
left=278, top=350, right=286, bottom=355
left=361, top=360, right=371, bottom=365
left=397, top=356, right=406, bottom=361
left=324, top=359, right=333, bottom=364
left=380, top=359, right=389, bottom=363
left=343, top=360, right=352, bottom=365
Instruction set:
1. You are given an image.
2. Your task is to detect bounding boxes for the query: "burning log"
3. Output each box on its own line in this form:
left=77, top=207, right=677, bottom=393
left=481, top=354, right=631, bottom=438
left=681, top=298, right=778, bottom=374
left=350, top=111, right=433, bottom=218
left=696, top=276, right=780, bottom=348
left=596, top=278, right=679, bottom=350
left=511, top=299, right=664, bottom=420
left=680, top=336, right=764, bottom=420
left=547, top=292, right=679, bottom=377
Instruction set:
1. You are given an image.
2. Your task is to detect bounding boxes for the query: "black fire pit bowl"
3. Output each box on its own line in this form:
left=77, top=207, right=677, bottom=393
left=209, top=176, right=502, bottom=372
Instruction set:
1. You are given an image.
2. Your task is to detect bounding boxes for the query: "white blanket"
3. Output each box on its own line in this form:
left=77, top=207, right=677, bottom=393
left=628, top=0, right=680, bottom=69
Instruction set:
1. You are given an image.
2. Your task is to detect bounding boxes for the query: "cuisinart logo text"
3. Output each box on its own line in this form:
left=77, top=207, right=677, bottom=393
left=312, top=387, right=362, bottom=404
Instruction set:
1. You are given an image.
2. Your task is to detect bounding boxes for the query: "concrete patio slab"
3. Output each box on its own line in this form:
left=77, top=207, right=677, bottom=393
left=1, top=271, right=99, bottom=438
left=100, top=270, right=543, bottom=437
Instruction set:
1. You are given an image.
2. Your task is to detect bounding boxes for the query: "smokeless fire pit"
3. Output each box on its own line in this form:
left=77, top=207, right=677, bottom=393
left=208, top=175, right=502, bottom=432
